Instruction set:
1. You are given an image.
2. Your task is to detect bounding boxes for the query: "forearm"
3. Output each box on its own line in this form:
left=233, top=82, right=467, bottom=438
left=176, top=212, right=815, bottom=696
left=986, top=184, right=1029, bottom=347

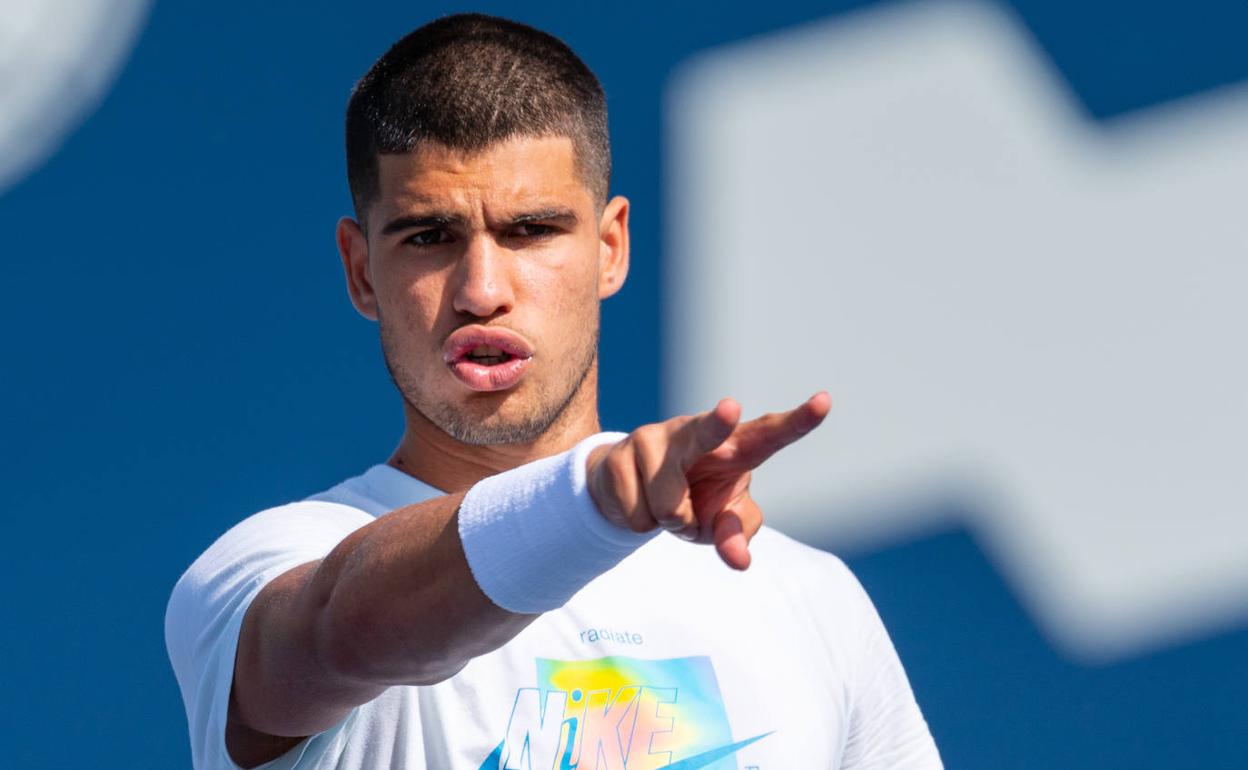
left=232, top=491, right=531, bottom=743
left=312, top=431, right=648, bottom=681
left=310, top=491, right=534, bottom=688
left=309, top=430, right=655, bottom=685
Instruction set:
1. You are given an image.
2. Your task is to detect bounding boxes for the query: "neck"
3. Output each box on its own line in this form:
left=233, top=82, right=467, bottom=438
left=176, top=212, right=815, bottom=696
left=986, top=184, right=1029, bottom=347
left=386, top=372, right=602, bottom=493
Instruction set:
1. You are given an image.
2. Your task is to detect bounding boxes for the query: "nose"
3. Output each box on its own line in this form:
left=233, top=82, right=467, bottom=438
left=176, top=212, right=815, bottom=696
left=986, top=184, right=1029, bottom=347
left=451, top=235, right=515, bottom=318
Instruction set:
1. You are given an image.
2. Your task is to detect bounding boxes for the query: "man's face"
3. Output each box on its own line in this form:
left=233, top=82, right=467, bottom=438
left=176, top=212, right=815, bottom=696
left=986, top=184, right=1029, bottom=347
left=340, top=135, right=628, bottom=445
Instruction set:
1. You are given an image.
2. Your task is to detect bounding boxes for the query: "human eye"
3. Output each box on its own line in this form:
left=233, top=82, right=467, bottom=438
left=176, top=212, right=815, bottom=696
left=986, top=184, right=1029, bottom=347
left=405, top=228, right=453, bottom=247
left=511, top=222, right=558, bottom=239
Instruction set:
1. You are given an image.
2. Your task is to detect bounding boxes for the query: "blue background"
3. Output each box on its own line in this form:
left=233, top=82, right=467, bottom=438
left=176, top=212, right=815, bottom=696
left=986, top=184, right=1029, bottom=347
left=2, top=0, right=1245, bottom=766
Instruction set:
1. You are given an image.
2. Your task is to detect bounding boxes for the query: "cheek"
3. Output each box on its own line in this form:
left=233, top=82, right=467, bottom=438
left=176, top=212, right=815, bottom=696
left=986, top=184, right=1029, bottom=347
left=523, top=264, right=599, bottom=335
left=536, top=282, right=600, bottom=374
left=401, top=283, right=443, bottom=326
left=379, top=277, right=446, bottom=357
left=523, top=243, right=601, bottom=308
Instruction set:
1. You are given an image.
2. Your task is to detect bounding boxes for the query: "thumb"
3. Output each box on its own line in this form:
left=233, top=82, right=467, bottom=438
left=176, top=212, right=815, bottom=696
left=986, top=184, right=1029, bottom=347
left=713, top=509, right=751, bottom=570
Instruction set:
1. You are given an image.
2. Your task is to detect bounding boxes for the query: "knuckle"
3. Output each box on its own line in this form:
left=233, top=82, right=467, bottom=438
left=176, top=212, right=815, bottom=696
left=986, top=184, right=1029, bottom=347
left=605, top=452, right=633, bottom=492
left=631, top=423, right=662, bottom=447
left=632, top=430, right=665, bottom=473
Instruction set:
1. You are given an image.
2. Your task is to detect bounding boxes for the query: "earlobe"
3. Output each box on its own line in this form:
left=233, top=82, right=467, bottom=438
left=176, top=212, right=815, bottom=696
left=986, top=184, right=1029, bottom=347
left=336, top=216, right=378, bottom=321
left=598, top=195, right=630, bottom=300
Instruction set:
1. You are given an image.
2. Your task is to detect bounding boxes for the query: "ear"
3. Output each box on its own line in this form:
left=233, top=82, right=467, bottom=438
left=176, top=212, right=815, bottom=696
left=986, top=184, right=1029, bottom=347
left=597, top=195, right=630, bottom=300
left=337, top=216, right=378, bottom=321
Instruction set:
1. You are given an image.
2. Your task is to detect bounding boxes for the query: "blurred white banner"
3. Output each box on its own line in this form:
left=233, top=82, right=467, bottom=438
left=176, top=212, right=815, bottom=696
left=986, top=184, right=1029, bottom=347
left=666, top=0, right=1248, bottom=662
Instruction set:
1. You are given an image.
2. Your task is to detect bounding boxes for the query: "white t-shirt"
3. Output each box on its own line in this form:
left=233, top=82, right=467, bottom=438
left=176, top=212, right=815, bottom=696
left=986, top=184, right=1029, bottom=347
left=165, top=463, right=941, bottom=770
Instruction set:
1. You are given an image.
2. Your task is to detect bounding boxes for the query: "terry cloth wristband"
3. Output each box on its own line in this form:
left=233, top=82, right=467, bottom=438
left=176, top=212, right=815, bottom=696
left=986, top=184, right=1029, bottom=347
left=457, top=431, right=657, bottom=614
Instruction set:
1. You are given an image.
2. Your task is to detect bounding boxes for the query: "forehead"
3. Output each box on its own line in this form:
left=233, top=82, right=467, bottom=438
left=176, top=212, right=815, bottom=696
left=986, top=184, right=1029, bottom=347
left=372, top=135, right=594, bottom=221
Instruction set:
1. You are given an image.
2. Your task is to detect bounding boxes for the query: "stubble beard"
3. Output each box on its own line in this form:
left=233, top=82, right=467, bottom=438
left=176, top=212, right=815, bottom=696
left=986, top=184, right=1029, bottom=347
left=378, top=309, right=600, bottom=446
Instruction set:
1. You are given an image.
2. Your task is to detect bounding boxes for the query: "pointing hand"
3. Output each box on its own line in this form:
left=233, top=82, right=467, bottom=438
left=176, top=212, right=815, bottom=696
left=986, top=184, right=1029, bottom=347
left=586, top=392, right=831, bottom=569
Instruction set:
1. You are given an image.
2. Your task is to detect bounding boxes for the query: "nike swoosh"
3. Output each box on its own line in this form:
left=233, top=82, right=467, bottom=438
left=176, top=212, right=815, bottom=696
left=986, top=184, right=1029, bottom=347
left=660, top=731, right=774, bottom=770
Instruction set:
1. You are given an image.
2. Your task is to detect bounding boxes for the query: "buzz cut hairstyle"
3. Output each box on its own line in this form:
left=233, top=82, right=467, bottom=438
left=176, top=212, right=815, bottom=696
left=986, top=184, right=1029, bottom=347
left=345, top=13, right=612, bottom=226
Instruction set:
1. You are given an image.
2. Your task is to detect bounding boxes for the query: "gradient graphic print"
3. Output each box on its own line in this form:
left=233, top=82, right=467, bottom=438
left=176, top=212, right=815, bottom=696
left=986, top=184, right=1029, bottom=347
left=476, top=655, right=770, bottom=769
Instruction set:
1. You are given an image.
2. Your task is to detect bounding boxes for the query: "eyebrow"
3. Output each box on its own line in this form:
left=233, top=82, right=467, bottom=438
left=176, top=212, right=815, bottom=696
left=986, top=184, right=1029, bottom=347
left=380, top=213, right=463, bottom=237
left=508, top=208, right=579, bottom=226
left=379, top=207, right=580, bottom=237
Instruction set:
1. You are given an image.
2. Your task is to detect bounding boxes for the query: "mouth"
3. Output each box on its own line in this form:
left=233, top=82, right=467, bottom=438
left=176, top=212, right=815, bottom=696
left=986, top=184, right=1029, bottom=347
left=442, top=326, right=535, bottom=392
left=461, top=344, right=519, bottom=366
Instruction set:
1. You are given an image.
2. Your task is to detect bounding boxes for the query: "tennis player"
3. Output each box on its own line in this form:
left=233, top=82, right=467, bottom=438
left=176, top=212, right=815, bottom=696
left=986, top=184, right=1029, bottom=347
left=165, top=13, right=941, bottom=769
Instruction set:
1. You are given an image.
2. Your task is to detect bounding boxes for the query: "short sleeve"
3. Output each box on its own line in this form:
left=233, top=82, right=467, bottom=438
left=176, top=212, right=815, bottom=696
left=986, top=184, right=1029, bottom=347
left=164, top=501, right=375, bottom=770
left=836, top=562, right=943, bottom=770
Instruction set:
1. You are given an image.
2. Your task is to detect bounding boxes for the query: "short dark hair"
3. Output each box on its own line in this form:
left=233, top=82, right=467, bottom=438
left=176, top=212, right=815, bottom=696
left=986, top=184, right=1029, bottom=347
left=345, top=13, right=611, bottom=225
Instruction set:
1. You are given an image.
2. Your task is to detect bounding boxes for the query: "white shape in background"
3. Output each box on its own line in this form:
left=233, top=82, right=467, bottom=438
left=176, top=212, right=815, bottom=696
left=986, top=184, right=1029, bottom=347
left=0, top=0, right=152, bottom=195
left=666, top=0, right=1248, bottom=662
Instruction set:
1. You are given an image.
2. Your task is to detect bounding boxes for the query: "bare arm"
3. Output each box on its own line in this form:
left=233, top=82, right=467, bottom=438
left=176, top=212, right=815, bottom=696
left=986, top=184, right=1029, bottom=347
left=227, top=491, right=533, bottom=767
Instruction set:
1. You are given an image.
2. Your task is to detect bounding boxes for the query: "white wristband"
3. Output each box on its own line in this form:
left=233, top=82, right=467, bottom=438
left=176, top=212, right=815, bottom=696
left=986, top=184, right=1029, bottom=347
left=457, top=431, right=656, bottom=614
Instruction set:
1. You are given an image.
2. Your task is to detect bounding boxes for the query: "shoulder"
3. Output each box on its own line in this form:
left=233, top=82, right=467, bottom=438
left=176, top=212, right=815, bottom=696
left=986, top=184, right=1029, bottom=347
left=163, top=498, right=375, bottom=769
left=164, top=499, right=374, bottom=664
left=168, top=498, right=374, bottom=590
left=174, top=499, right=375, bottom=589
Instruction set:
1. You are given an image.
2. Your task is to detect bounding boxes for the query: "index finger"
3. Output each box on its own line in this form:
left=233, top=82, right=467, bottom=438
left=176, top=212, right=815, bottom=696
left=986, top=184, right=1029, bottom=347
left=725, top=391, right=831, bottom=469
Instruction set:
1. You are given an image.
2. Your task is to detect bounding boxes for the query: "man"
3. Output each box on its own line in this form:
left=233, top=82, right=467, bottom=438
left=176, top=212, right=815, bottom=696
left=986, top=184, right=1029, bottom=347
left=165, top=13, right=941, bottom=770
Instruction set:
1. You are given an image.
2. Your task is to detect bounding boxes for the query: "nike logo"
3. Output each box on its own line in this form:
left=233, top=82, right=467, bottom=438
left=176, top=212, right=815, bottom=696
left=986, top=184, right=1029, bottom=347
left=476, top=731, right=772, bottom=769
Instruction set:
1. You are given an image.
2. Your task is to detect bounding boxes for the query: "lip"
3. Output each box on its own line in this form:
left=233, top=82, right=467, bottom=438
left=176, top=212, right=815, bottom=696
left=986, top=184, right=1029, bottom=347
left=442, top=325, right=535, bottom=392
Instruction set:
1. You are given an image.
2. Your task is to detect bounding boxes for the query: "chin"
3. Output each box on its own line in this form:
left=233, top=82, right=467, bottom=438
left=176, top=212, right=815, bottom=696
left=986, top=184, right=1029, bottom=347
left=437, top=414, right=553, bottom=446
left=424, top=392, right=561, bottom=446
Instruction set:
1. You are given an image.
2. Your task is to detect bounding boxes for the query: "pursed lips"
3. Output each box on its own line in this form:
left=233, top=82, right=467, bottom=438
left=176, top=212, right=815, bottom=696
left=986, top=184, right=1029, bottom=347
left=442, top=325, right=535, bottom=392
